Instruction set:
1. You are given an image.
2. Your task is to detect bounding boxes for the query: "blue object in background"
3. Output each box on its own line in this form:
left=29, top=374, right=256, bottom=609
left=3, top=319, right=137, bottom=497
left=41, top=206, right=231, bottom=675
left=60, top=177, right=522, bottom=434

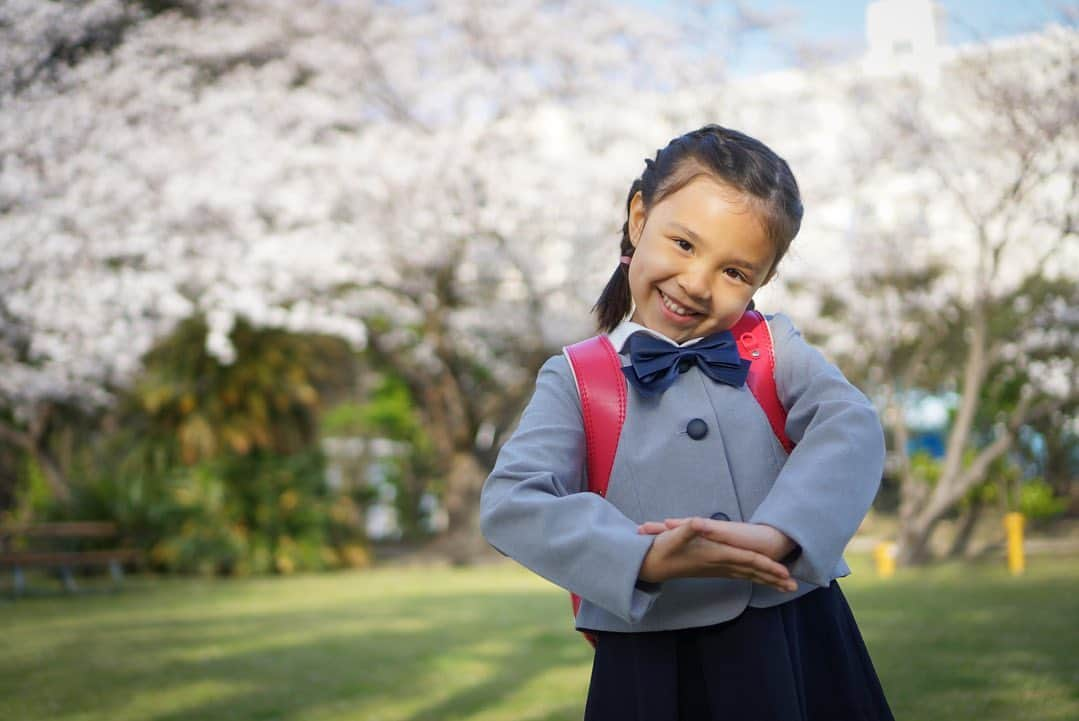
left=908, top=430, right=945, bottom=459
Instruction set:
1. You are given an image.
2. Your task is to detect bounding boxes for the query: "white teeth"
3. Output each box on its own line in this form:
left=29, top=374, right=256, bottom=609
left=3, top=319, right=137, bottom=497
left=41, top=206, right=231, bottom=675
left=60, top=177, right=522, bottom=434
left=660, top=291, right=696, bottom=316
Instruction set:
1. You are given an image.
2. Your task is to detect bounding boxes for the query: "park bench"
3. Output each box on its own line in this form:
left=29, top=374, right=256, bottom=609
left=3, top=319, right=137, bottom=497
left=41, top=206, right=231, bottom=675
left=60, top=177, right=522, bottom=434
left=0, top=521, right=141, bottom=597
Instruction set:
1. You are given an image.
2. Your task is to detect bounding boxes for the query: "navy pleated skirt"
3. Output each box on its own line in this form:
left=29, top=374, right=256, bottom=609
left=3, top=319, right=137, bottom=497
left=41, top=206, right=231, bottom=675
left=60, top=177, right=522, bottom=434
left=582, top=581, right=894, bottom=721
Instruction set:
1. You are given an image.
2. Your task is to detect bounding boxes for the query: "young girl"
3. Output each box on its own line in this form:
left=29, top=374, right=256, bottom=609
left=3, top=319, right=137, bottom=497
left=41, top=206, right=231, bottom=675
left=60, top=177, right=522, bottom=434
left=479, top=124, right=894, bottom=720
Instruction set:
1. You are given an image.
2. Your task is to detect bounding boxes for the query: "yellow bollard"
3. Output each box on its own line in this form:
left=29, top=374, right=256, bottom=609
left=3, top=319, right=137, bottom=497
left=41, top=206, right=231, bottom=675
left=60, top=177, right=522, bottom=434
left=873, top=541, right=896, bottom=579
left=1004, top=512, right=1025, bottom=575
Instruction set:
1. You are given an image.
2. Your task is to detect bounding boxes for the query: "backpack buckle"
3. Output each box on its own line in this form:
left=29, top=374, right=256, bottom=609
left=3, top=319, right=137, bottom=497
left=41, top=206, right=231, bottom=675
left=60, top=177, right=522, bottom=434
left=740, top=332, right=761, bottom=358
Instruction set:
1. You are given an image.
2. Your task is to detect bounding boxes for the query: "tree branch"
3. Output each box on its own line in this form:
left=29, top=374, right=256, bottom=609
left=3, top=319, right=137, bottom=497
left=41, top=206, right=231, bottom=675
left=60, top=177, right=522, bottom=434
left=0, top=419, right=32, bottom=451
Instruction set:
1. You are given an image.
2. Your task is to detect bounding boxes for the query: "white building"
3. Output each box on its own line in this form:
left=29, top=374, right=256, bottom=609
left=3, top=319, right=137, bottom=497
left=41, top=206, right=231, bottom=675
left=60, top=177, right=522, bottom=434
left=863, top=0, right=949, bottom=83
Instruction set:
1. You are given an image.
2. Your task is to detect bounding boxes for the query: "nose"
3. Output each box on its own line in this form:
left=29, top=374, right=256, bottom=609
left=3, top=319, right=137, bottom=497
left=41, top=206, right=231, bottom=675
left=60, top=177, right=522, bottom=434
left=677, top=262, right=711, bottom=305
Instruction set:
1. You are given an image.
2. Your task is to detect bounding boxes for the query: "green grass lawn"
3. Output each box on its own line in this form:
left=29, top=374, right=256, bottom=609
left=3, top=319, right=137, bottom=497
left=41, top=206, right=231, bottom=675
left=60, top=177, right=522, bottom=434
left=2, top=554, right=1077, bottom=721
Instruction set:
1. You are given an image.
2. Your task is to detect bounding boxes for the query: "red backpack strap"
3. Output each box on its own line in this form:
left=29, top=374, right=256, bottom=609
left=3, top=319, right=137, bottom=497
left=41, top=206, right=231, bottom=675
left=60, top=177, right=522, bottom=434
left=563, top=334, right=627, bottom=648
left=730, top=309, right=794, bottom=453
left=563, top=335, right=627, bottom=497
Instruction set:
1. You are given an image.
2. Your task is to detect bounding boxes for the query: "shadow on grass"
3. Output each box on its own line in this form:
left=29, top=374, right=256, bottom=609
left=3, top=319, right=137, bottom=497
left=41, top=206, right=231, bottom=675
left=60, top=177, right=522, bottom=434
left=4, top=559, right=1078, bottom=721
left=3, top=581, right=594, bottom=721
left=399, top=622, right=589, bottom=721
left=838, top=568, right=1079, bottom=720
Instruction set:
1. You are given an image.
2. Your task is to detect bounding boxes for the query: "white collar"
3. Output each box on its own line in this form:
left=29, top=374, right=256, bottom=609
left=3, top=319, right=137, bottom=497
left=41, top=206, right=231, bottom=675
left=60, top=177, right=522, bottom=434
left=606, top=317, right=709, bottom=354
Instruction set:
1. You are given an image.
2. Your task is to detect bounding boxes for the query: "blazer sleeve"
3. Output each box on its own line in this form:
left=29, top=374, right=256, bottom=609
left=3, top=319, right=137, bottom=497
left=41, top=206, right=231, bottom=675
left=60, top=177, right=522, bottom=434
left=748, top=312, right=885, bottom=587
left=479, top=354, right=662, bottom=624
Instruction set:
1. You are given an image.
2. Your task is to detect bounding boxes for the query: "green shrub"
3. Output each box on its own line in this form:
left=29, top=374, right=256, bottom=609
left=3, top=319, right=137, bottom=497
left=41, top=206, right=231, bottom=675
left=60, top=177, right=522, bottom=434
left=1017, top=478, right=1068, bottom=521
left=71, top=448, right=363, bottom=576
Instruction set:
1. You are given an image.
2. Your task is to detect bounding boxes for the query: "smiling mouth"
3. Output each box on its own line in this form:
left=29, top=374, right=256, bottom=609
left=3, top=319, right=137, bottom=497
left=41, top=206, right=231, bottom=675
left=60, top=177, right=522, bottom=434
left=659, top=290, right=702, bottom=318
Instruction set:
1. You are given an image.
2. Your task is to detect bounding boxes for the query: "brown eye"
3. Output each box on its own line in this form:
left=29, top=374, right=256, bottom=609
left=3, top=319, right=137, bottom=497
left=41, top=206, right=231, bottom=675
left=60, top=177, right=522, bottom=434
left=673, top=237, right=692, bottom=252
left=725, top=268, right=748, bottom=282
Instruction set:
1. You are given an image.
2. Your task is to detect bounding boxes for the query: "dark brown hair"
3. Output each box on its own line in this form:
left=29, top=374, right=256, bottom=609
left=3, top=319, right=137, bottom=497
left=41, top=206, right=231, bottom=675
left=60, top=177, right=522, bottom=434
left=593, top=124, right=803, bottom=332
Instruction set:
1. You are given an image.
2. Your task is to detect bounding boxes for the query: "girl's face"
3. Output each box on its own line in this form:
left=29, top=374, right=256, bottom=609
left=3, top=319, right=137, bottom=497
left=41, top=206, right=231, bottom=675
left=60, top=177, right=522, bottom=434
left=627, top=176, right=776, bottom=343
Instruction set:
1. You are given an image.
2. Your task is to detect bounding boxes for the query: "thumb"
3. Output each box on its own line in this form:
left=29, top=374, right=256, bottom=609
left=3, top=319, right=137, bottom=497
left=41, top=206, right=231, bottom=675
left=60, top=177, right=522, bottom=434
left=666, top=518, right=702, bottom=547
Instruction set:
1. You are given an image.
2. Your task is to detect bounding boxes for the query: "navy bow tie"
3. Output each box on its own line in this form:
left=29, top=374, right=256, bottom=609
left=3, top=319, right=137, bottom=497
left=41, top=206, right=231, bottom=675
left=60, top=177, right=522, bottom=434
left=622, top=330, right=750, bottom=396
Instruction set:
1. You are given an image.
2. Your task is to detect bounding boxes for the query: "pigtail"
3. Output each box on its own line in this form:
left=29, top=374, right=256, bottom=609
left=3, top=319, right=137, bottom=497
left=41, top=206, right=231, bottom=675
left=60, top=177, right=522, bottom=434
left=592, top=179, right=641, bottom=332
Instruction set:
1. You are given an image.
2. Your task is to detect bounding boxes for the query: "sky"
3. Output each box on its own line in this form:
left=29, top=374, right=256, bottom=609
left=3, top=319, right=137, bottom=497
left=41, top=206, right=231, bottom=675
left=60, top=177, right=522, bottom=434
left=625, top=0, right=1071, bottom=77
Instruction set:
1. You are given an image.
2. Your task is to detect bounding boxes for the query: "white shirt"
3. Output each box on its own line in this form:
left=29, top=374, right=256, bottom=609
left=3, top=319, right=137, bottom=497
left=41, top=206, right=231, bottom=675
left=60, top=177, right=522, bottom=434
left=607, top=318, right=709, bottom=354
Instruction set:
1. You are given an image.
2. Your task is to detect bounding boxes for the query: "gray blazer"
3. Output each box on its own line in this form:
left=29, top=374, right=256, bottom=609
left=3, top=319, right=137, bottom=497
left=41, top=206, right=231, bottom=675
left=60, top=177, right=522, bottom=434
left=479, top=313, right=885, bottom=633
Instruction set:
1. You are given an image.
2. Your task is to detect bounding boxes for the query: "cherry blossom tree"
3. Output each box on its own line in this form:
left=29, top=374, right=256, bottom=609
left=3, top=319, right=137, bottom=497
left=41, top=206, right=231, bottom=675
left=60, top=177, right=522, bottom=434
left=2, top=0, right=791, bottom=556
left=797, top=25, right=1079, bottom=563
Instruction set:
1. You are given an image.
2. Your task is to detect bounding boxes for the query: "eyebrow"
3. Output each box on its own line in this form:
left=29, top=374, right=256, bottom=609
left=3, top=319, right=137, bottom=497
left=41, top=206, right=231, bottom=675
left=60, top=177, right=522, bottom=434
left=668, top=222, right=760, bottom=273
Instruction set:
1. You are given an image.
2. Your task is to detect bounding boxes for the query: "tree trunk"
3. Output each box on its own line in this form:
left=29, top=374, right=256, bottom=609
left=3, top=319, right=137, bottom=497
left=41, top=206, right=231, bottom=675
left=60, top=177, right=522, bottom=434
left=895, top=306, right=989, bottom=565
left=34, top=449, right=72, bottom=505
left=0, top=442, right=19, bottom=514
left=0, top=417, right=72, bottom=504
left=946, top=499, right=984, bottom=558
left=894, top=413, right=933, bottom=564
left=895, top=510, right=939, bottom=565
left=426, top=450, right=493, bottom=565
left=895, top=397, right=1030, bottom=564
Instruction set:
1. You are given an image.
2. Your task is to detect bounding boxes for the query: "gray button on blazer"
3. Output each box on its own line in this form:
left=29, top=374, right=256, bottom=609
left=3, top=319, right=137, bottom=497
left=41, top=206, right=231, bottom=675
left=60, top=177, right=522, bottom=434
left=479, top=312, right=885, bottom=633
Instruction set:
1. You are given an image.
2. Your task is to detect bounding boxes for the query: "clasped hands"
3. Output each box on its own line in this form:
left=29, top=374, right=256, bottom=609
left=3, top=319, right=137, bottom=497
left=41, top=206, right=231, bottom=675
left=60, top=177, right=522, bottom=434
left=637, top=517, right=799, bottom=593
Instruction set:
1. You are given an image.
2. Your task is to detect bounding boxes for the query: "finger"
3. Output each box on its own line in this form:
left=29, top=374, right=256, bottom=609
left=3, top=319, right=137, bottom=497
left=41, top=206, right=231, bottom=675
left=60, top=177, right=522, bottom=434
left=637, top=522, right=668, bottom=535
left=683, top=535, right=784, bottom=578
left=756, top=575, right=798, bottom=593
left=645, top=521, right=698, bottom=563
left=744, top=568, right=797, bottom=593
left=711, top=543, right=791, bottom=580
left=740, top=563, right=797, bottom=590
left=689, top=517, right=735, bottom=541
left=692, top=521, right=772, bottom=555
left=706, top=560, right=793, bottom=592
left=681, top=537, right=797, bottom=592
left=729, top=560, right=791, bottom=588
left=663, top=517, right=692, bottom=529
left=668, top=520, right=703, bottom=547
